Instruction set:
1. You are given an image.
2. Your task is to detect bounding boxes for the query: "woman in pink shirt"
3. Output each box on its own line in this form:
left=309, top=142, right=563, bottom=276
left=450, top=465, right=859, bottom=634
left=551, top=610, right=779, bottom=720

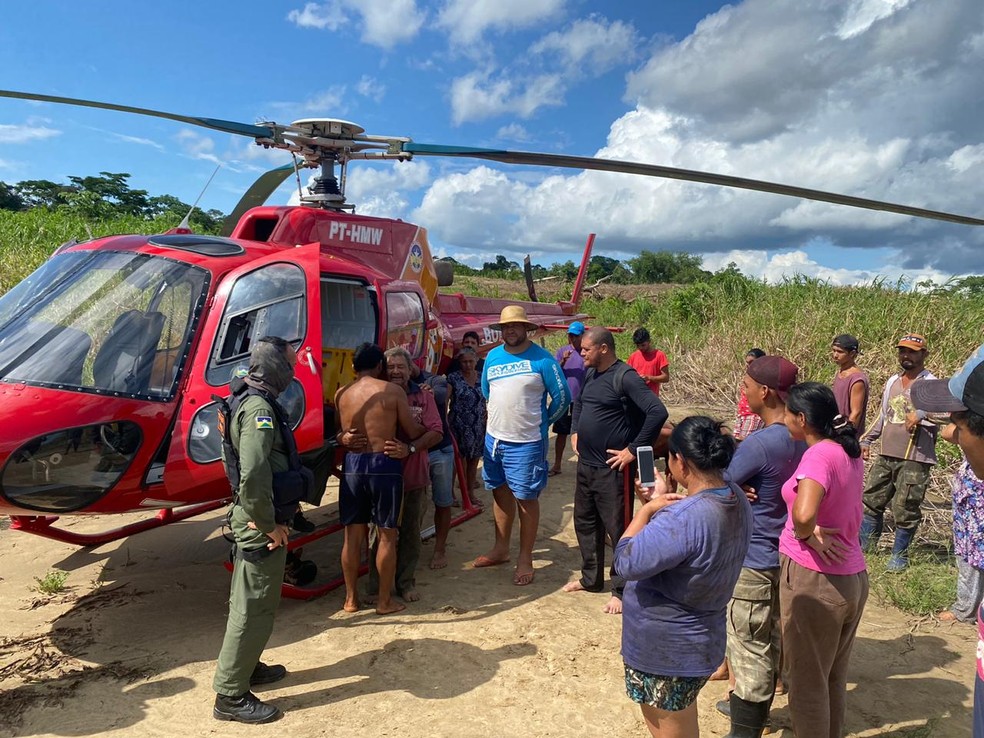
left=779, top=382, right=868, bottom=738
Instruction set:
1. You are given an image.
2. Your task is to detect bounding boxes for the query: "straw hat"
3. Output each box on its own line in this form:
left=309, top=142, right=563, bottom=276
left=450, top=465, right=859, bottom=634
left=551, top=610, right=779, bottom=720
left=491, top=305, right=539, bottom=331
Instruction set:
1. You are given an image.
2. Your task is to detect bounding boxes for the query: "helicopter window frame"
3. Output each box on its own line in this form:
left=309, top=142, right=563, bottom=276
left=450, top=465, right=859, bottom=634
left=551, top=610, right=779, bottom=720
left=385, top=290, right=427, bottom=359
left=206, top=261, right=307, bottom=387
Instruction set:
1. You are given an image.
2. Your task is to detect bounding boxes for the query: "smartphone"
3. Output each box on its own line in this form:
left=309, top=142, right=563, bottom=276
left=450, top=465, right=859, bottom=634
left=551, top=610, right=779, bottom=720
left=637, top=446, right=656, bottom=488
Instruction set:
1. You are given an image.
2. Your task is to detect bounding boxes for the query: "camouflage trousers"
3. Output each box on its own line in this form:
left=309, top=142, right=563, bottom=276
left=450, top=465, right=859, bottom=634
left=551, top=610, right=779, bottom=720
left=862, top=456, right=932, bottom=530
left=726, top=566, right=781, bottom=703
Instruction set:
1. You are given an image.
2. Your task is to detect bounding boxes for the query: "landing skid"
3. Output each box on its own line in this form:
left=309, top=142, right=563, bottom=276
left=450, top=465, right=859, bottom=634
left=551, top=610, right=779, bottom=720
left=8, top=499, right=230, bottom=547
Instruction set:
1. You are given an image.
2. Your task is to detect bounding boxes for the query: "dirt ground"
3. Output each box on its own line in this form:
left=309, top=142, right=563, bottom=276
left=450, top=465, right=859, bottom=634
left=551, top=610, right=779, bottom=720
left=0, top=448, right=978, bottom=738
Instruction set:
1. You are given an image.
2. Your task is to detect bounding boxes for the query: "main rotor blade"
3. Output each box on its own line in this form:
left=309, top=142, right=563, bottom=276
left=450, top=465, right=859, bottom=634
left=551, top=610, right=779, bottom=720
left=405, top=144, right=984, bottom=227
left=221, top=164, right=295, bottom=236
left=0, top=89, right=274, bottom=139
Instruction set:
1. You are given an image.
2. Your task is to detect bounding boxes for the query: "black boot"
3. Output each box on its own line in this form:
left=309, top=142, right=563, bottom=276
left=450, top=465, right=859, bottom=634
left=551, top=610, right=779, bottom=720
left=213, top=692, right=282, bottom=723
left=293, top=510, right=316, bottom=533
left=725, top=693, right=771, bottom=738
left=250, top=661, right=287, bottom=686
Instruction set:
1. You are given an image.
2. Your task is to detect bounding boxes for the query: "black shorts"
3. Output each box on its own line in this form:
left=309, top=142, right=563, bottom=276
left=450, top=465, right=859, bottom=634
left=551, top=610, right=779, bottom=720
left=339, top=452, right=404, bottom=529
left=552, top=405, right=573, bottom=436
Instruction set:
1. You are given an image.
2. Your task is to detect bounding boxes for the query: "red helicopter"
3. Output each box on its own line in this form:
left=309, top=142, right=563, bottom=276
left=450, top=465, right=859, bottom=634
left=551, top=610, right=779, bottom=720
left=0, top=90, right=981, bottom=591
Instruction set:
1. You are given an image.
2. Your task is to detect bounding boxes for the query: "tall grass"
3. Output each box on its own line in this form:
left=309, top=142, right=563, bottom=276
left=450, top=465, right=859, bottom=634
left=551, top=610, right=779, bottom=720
left=0, top=209, right=184, bottom=293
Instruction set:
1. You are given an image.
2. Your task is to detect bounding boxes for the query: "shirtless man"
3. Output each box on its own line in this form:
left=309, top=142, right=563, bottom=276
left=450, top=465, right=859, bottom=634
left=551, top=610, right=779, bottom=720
left=334, top=342, right=425, bottom=614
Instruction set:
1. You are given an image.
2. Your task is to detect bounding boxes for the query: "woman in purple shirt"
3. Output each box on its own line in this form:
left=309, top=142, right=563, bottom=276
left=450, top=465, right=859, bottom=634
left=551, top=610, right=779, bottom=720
left=780, top=382, right=868, bottom=738
left=615, top=416, right=752, bottom=738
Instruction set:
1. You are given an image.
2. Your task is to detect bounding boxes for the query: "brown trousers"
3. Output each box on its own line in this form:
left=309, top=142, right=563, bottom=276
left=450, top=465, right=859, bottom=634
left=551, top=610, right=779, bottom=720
left=779, top=556, right=869, bottom=738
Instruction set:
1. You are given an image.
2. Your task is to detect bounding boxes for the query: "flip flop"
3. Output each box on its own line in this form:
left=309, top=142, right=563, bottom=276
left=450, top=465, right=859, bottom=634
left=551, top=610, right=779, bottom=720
left=473, top=555, right=510, bottom=568
left=547, top=469, right=561, bottom=477
left=513, top=569, right=535, bottom=586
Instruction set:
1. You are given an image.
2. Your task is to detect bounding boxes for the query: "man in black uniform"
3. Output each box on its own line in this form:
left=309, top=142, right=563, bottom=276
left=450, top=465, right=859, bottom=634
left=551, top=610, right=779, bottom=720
left=212, top=336, right=301, bottom=724
left=562, top=327, right=668, bottom=614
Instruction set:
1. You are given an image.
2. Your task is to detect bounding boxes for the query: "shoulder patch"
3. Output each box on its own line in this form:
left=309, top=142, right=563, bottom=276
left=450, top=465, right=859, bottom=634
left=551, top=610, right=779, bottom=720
left=255, top=416, right=274, bottom=430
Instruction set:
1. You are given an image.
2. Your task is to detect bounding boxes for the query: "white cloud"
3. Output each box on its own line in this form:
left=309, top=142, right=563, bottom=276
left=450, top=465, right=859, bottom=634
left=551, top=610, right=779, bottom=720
left=287, top=1, right=347, bottom=30
left=450, top=71, right=564, bottom=124
left=104, top=131, right=165, bottom=151
left=265, top=87, right=349, bottom=119
left=286, top=0, right=424, bottom=48
left=699, top=248, right=952, bottom=287
left=496, top=123, right=531, bottom=142
left=359, top=0, right=425, bottom=48
left=836, top=0, right=914, bottom=39
left=531, top=16, right=641, bottom=73
left=437, top=0, right=565, bottom=45
left=356, top=75, right=386, bottom=103
left=0, top=122, right=60, bottom=144
left=412, top=0, right=984, bottom=278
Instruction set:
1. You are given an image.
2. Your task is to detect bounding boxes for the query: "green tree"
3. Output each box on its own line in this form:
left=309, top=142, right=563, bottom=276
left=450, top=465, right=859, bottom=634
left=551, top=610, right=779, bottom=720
left=549, top=260, right=579, bottom=280
left=14, top=179, right=72, bottom=208
left=482, top=254, right=520, bottom=274
left=628, top=250, right=710, bottom=283
left=0, top=181, right=25, bottom=211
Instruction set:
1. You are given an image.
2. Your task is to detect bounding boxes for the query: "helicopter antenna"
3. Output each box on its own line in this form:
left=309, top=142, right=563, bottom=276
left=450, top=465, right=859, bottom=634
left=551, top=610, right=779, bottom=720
left=291, top=153, right=303, bottom=203
left=178, top=163, right=221, bottom=231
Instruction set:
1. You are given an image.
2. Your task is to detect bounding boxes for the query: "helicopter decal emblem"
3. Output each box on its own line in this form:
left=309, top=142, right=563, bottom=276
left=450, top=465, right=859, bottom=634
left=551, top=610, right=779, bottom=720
left=409, top=243, right=424, bottom=273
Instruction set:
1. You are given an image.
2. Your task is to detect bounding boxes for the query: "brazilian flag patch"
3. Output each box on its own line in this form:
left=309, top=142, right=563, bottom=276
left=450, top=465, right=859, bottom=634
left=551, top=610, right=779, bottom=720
left=255, top=416, right=274, bottom=430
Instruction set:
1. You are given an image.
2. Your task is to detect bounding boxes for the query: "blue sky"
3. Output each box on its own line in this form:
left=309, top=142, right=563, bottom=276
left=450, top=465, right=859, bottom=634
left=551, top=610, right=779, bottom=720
left=1, top=0, right=982, bottom=284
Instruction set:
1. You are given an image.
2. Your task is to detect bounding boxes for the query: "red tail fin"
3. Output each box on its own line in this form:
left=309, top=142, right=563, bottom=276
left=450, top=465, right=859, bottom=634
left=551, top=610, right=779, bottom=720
left=569, top=233, right=596, bottom=308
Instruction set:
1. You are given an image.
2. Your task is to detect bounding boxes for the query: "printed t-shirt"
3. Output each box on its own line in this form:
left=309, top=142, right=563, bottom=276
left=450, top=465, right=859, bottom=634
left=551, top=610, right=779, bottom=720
left=627, top=348, right=669, bottom=395
left=778, top=440, right=866, bottom=575
left=482, top=343, right=570, bottom=443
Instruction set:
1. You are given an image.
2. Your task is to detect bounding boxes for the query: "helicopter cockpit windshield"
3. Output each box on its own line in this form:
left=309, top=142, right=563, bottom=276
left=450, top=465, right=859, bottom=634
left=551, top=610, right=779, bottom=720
left=0, top=251, right=208, bottom=400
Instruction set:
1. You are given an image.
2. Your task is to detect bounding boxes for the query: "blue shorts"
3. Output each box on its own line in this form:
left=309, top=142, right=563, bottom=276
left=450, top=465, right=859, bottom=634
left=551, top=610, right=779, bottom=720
left=339, top=452, right=403, bottom=529
left=482, top=436, right=548, bottom=500
left=428, top=446, right=455, bottom=508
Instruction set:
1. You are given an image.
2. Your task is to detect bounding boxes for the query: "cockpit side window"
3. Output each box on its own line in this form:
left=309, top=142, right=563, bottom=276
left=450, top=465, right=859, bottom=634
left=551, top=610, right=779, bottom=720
left=206, top=262, right=306, bottom=386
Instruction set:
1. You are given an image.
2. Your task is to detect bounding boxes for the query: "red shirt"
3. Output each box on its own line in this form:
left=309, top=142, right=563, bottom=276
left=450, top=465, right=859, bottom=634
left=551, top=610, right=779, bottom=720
left=627, top=349, right=669, bottom=395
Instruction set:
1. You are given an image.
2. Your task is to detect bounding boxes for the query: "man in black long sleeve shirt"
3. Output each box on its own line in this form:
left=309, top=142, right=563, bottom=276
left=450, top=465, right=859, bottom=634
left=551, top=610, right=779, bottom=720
left=564, top=327, right=668, bottom=614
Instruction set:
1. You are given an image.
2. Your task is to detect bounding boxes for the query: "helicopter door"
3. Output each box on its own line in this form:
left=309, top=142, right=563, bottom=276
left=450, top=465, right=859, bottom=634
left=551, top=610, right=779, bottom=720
left=194, top=243, right=324, bottom=454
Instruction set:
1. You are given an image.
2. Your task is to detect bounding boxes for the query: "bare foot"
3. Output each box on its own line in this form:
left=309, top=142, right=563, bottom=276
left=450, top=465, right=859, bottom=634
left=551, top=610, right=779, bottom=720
left=603, top=595, right=622, bottom=614
left=401, top=589, right=421, bottom=603
left=513, top=567, right=535, bottom=586
left=375, top=600, right=407, bottom=615
left=548, top=468, right=561, bottom=477
left=430, top=550, right=448, bottom=570
left=938, top=610, right=960, bottom=623
left=364, top=592, right=379, bottom=605
left=473, top=553, right=510, bottom=568
left=562, top=580, right=586, bottom=593
left=342, top=598, right=360, bottom=613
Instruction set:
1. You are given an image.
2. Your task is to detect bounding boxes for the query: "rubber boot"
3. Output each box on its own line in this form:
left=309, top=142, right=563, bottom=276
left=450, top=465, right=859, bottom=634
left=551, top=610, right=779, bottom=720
left=859, top=513, right=883, bottom=552
left=725, top=693, right=771, bottom=738
left=887, top=526, right=916, bottom=571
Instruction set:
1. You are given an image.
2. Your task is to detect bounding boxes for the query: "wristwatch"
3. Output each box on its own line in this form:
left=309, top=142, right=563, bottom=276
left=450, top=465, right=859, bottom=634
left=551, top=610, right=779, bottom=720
left=408, top=442, right=417, bottom=455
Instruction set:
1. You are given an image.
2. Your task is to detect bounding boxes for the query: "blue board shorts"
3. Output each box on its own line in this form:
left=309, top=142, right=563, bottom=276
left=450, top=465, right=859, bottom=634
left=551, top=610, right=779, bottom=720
left=339, top=452, right=403, bottom=529
left=482, top=436, right=548, bottom=500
